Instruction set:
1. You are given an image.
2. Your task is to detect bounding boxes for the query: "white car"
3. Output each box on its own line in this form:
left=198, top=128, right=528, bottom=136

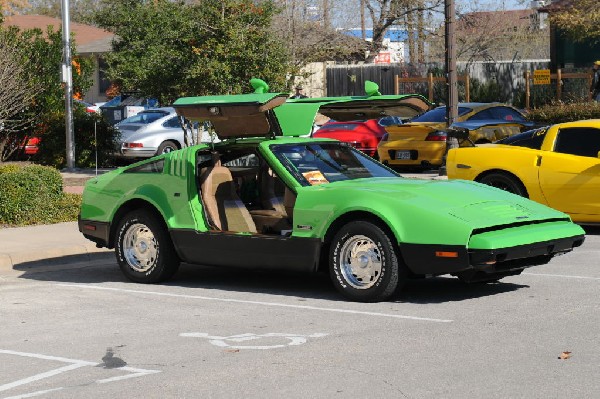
left=115, top=107, right=217, bottom=159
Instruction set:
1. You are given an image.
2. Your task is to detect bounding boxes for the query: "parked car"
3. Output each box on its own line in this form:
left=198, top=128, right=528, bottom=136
left=312, top=118, right=392, bottom=157
left=446, top=120, right=600, bottom=224
left=377, top=103, right=536, bottom=169
left=78, top=85, right=585, bottom=302
left=19, top=100, right=100, bottom=156
left=115, top=107, right=216, bottom=160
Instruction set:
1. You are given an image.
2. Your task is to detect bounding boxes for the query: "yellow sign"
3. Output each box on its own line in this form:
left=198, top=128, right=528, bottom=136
left=533, top=69, right=551, bottom=85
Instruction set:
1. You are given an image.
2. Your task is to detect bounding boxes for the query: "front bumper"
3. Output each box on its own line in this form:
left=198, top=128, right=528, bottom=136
left=401, top=235, right=585, bottom=277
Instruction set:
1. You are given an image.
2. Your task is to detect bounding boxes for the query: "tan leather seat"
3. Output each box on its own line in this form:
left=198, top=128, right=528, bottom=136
left=199, top=165, right=257, bottom=233
left=257, top=165, right=286, bottom=214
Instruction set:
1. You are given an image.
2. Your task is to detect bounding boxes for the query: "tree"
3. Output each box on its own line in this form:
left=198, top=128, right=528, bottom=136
left=0, top=24, right=94, bottom=162
left=0, top=29, right=38, bottom=161
left=0, top=0, right=27, bottom=15
left=548, top=0, right=600, bottom=43
left=92, top=0, right=291, bottom=104
left=363, top=0, right=443, bottom=59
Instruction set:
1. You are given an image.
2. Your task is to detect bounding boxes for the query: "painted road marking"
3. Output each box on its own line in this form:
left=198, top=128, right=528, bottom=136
left=0, top=350, right=160, bottom=397
left=58, top=284, right=453, bottom=323
left=180, top=332, right=328, bottom=350
left=523, top=272, right=600, bottom=281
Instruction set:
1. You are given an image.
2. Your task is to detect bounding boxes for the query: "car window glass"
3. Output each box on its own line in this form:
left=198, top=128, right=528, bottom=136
left=497, top=127, right=547, bottom=149
left=410, top=106, right=471, bottom=123
left=162, top=116, right=181, bottom=128
left=488, top=107, right=526, bottom=121
left=118, top=111, right=168, bottom=125
left=554, top=128, right=600, bottom=158
left=271, top=143, right=398, bottom=186
left=468, top=109, right=494, bottom=120
left=124, top=159, right=164, bottom=173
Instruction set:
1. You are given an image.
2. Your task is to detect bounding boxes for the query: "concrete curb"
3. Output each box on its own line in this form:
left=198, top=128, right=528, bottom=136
left=0, top=222, right=112, bottom=271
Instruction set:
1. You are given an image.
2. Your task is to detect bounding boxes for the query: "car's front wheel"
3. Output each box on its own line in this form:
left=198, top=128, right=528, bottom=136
left=329, top=221, right=405, bottom=302
left=115, top=209, right=180, bottom=283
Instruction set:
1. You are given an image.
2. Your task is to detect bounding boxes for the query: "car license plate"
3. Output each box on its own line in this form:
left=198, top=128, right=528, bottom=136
left=395, top=151, right=411, bottom=160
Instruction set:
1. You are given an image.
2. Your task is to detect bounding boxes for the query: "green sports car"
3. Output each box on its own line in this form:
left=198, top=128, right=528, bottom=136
left=78, top=84, right=585, bottom=302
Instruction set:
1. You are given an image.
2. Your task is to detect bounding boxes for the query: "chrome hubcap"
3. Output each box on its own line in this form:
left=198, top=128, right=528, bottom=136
left=339, top=235, right=382, bottom=289
left=123, top=223, right=158, bottom=272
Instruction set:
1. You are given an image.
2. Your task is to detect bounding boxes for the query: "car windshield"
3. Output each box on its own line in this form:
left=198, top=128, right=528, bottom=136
left=410, top=106, right=472, bottom=123
left=118, top=111, right=169, bottom=125
left=271, top=142, right=399, bottom=186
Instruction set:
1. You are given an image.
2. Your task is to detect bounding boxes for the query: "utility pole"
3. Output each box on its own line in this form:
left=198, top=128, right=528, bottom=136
left=360, top=0, right=366, bottom=40
left=440, top=0, right=458, bottom=176
left=445, top=0, right=458, bottom=127
left=61, top=0, right=75, bottom=170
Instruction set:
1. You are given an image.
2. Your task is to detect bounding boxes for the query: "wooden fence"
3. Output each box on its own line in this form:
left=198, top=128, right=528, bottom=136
left=394, top=73, right=470, bottom=103
left=524, top=70, right=592, bottom=109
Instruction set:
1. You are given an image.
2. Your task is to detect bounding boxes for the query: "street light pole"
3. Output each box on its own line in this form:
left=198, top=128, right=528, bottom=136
left=61, top=0, right=75, bottom=170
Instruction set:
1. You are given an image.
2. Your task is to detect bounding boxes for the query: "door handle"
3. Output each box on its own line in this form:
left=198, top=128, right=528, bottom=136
left=535, top=155, right=542, bottom=167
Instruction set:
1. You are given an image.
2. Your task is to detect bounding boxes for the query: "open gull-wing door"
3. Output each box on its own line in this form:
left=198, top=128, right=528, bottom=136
left=172, top=79, right=288, bottom=140
left=274, top=81, right=431, bottom=137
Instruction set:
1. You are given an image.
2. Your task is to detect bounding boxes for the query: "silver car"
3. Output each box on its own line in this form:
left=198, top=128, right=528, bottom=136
left=115, top=107, right=218, bottom=159
left=115, top=107, right=185, bottom=159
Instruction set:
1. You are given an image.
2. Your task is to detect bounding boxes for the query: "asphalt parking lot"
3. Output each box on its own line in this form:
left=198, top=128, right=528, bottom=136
left=1, top=227, right=598, bottom=399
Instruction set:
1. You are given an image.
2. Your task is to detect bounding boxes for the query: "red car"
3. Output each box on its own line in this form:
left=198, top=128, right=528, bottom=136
left=313, top=117, right=400, bottom=158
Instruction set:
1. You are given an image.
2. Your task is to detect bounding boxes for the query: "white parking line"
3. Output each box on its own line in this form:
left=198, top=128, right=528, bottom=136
left=4, top=387, right=64, bottom=399
left=57, top=284, right=453, bottom=323
left=523, top=272, right=600, bottom=280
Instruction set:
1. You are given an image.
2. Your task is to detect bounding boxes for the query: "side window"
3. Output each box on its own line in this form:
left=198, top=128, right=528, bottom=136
left=554, top=128, right=600, bottom=158
left=162, top=116, right=181, bottom=129
left=488, top=107, right=526, bottom=122
left=468, top=109, right=494, bottom=120
left=124, top=159, right=164, bottom=173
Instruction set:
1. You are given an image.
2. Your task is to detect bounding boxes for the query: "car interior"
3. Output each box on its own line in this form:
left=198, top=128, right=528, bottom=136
left=196, top=147, right=296, bottom=236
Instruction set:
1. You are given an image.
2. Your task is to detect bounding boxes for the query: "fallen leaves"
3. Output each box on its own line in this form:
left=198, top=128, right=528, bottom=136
left=558, top=351, right=572, bottom=360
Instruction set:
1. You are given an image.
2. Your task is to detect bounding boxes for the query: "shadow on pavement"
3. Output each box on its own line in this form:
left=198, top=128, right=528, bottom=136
left=583, top=225, right=600, bottom=236
left=14, top=254, right=528, bottom=304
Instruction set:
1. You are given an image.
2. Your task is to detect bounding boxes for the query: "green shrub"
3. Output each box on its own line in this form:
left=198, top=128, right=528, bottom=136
left=0, top=164, right=81, bottom=226
left=526, top=102, right=600, bottom=124
left=0, top=164, right=21, bottom=175
left=33, top=107, right=119, bottom=169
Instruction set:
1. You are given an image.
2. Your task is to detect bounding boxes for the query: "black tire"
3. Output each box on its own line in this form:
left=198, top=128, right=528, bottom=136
left=329, top=221, right=406, bottom=302
left=478, top=172, right=528, bottom=197
left=115, top=209, right=180, bottom=283
left=156, top=140, right=179, bottom=155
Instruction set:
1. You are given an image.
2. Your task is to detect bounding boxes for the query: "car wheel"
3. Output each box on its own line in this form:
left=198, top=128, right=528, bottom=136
left=115, top=209, right=180, bottom=283
left=329, top=221, right=405, bottom=302
left=157, top=140, right=178, bottom=155
left=478, top=172, right=528, bottom=198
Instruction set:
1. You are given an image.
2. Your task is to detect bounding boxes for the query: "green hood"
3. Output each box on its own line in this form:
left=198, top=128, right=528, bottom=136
left=293, top=178, right=572, bottom=246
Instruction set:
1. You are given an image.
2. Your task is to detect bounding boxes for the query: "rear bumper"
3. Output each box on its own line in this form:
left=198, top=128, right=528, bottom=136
left=78, top=216, right=111, bottom=248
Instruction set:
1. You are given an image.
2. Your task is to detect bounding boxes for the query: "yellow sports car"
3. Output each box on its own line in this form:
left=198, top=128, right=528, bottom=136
left=378, top=103, right=534, bottom=169
left=446, top=120, right=600, bottom=224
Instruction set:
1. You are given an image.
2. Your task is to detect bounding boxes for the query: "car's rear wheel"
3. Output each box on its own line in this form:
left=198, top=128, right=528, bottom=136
left=478, top=172, right=528, bottom=197
left=329, top=221, right=405, bottom=302
left=115, top=209, right=180, bottom=283
left=157, top=140, right=178, bottom=155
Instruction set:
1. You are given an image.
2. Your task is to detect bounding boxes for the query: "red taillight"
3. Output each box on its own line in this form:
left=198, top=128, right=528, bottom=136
left=425, top=131, right=447, bottom=141
left=125, top=143, right=144, bottom=148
